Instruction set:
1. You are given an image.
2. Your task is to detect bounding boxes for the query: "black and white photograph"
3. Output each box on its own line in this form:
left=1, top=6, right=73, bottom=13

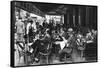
left=11, top=1, right=97, bottom=67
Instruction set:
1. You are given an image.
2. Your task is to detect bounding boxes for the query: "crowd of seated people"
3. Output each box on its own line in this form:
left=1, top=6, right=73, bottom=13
left=15, top=16, right=97, bottom=65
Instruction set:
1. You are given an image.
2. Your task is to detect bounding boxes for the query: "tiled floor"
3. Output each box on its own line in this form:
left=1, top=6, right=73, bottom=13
left=15, top=51, right=86, bottom=66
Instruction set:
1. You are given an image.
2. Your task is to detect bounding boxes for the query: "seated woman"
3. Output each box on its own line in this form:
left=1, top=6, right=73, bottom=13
left=59, top=28, right=76, bottom=62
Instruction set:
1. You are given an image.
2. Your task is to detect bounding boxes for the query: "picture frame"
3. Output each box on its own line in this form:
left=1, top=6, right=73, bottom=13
left=10, top=0, right=98, bottom=67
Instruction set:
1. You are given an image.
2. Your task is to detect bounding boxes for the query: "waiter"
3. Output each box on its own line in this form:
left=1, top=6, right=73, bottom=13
left=15, top=18, right=25, bottom=42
